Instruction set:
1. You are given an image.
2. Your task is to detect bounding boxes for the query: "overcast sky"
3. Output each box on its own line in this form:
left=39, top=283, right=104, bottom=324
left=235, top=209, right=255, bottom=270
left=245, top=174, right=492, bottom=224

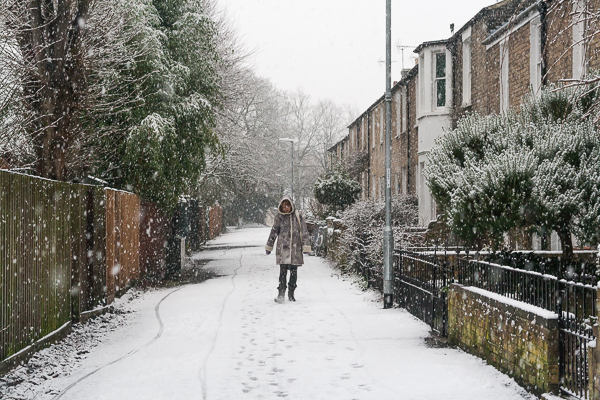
left=216, top=0, right=498, bottom=113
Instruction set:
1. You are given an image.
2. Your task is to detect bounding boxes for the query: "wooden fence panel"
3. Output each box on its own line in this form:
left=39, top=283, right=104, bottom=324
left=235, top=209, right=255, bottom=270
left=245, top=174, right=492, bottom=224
left=0, top=170, right=145, bottom=365
left=90, top=187, right=106, bottom=309
left=0, top=171, right=73, bottom=362
left=105, top=189, right=140, bottom=300
left=140, top=200, right=169, bottom=281
left=208, top=204, right=223, bottom=240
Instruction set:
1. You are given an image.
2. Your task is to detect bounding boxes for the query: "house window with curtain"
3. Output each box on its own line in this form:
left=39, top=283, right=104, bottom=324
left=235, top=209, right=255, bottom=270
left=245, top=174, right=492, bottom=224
left=530, top=16, right=542, bottom=96
left=500, top=40, right=509, bottom=112
left=434, top=52, right=446, bottom=108
left=401, top=86, right=408, bottom=133
left=395, top=92, right=401, bottom=138
left=380, top=105, right=384, bottom=143
left=462, top=28, right=472, bottom=106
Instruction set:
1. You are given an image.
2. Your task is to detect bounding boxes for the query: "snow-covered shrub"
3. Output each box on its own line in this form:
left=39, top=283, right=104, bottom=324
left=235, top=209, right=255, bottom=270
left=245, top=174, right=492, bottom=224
left=426, top=83, right=600, bottom=258
left=331, top=195, right=424, bottom=290
left=314, top=170, right=361, bottom=216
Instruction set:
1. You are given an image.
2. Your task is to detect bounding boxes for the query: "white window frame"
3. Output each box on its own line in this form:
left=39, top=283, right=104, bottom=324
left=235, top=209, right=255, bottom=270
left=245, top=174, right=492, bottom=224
left=401, top=167, right=407, bottom=195
left=380, top=104, right=384, bottom=144
left=361, top=118, right=366, bottom=150
left=417, top=54, right=424, bottom=117
left=573, top=0, right=587, bottom=80
left=372, top=174, right=376, bottom=198
left=462, top=27, right=472, bottom=106
left=500, top=39, right=509, bottom=113
left=401, top=86, right=408, bottom=133
left=395, top=92, right=401, bottom=138
left=530, top=16, right=542, bottom=96
left=419, top=162, right=426, bottom=217
left=433, top=51, right=447, bottom=109
left=372, top=114, right=375, bottom=149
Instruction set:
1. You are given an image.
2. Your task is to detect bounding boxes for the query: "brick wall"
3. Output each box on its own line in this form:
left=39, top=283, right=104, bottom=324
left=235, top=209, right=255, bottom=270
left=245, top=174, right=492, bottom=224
left=474, top=22, right=502, bottom=116
left=332, top=0, right=600, bottom=217
left=448, top=284, right=559, bottom=395
left=509, top=24, right=531, bottom=108
left=545, top=1, right=573, bottom=83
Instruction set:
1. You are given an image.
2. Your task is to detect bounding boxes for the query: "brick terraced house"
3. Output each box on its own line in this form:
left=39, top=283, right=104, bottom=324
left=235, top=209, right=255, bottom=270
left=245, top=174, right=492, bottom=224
left=328, top=0, right=599, bottom=249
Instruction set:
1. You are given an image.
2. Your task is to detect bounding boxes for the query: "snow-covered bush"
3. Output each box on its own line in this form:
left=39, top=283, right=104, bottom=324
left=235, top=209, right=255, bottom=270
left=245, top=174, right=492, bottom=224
left=426, top=83, right=600, bottom=258
left=331, top=195, right=424, bottom=289
left=314, top=170, right=361, bottom=216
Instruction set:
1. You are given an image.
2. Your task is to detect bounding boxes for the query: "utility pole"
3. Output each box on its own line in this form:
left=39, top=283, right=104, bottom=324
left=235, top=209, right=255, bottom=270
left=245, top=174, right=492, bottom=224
left=279, top=138, right=297, bottom=202
left=383, top=0, right=394, bottom=309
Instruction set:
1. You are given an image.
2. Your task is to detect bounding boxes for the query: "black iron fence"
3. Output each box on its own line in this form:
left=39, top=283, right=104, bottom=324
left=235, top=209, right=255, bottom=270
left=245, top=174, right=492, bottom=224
left=394, top=250, right=597, bottom=400
left=395, top=251, right=448, bottom=335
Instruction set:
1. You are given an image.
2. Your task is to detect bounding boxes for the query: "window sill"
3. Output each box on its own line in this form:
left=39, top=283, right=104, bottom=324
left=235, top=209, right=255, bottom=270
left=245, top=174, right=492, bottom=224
left=417, top=110, right=450, bottom=120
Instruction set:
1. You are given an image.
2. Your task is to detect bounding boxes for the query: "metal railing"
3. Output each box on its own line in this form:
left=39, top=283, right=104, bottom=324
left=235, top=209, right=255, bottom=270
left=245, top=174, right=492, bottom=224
left=395, top=249, right=597, bottom=400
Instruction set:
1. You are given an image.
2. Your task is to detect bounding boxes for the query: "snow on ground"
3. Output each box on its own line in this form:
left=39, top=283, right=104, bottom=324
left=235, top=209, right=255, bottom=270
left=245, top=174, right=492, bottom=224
left=2, top=226, right=537, bottom=400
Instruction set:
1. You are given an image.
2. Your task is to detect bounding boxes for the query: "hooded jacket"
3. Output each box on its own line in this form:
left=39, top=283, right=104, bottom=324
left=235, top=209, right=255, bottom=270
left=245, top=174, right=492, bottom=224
left=265, top=196, right=311, bottom=265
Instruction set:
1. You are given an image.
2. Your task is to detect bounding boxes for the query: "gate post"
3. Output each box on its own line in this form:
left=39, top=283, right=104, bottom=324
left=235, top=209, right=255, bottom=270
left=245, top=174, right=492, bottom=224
left=557, top=288, right=565, bottom=388
left=589, top=288, right=600, bottom=400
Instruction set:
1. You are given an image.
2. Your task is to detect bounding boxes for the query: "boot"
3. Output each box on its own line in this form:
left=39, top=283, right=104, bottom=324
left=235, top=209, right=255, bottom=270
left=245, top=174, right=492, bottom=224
left=274, top=288, right=285, bottom=304
left=288, top=288, right=296, bottom=302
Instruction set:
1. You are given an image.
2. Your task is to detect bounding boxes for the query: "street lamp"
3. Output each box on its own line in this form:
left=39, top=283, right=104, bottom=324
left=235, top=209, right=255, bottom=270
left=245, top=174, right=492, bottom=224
left=279, top=138, right=297, bottom=202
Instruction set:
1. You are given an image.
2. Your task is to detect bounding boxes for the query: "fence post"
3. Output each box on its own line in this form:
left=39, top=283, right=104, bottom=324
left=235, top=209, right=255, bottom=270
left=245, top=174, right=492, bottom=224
left=557, top=287, right=565, bottom=387
left=432, top=263, right=437, bottom=331
left=590, top=288, right=600, bottom=400
left=442, top=259, right=448, bottom=336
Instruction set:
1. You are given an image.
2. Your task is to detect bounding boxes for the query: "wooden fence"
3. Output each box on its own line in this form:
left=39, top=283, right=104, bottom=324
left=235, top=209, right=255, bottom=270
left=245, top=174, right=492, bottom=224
left=140, top=200, right=170, bottom=280
left=0, top=169, right=223, bottom=368
left=208, top=204, right=223, bottom=240
left=106, top=189, right=140, bottom=302
left=0, top=170, right=142, bottom=366
left=1, top=171, right=79, bottom=364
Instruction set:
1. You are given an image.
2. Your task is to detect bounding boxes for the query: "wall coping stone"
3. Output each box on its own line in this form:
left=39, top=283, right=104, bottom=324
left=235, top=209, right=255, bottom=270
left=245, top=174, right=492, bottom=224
left=451, top=284, right=559, bottom=329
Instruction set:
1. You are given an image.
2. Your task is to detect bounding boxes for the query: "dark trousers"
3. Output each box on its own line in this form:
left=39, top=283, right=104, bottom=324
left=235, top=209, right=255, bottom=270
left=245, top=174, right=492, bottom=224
left=278, top=264, right=298, bottom=291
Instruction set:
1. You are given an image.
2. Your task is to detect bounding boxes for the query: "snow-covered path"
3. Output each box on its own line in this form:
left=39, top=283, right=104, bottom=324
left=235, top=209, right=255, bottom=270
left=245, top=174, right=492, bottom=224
left=47, top=226, right=533, bottom=400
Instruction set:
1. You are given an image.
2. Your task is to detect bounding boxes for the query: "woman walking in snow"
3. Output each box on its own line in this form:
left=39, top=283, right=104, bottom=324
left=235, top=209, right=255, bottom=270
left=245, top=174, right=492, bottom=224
left=265, top=195, right=311, bottom=303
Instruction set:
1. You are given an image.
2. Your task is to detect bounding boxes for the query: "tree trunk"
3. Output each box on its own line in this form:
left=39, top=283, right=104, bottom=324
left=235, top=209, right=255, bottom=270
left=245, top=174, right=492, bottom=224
left=13, top=0, right=88, bottom=181
left=558, top=229, right=574, bottom=263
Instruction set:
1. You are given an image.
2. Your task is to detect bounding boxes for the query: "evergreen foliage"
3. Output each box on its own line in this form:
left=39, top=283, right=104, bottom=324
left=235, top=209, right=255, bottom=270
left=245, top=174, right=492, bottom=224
left=314, top=170, right=361, bottom=214
left=92, top=0, right=223, bottom=212
left=426, top=83, right=600, bottom=257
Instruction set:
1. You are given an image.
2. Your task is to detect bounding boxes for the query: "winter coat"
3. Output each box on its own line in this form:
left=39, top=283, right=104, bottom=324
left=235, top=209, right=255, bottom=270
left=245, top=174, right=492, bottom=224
left=265, top=196, right=311, bottom=266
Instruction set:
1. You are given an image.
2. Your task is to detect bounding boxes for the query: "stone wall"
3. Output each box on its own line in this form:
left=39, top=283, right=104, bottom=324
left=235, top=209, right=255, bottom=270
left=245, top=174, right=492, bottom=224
left=448, top=284, right=559, bottom=395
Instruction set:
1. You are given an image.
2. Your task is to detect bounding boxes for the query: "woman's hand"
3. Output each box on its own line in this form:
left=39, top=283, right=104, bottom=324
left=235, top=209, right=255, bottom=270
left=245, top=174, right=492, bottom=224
left=266, top=250, right=271, bottom=255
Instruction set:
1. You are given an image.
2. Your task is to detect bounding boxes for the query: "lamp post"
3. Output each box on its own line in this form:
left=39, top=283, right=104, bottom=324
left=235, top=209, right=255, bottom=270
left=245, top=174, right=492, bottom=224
left=383, top=0, right=394, bottom=309
left=279, top=138, right=297, bottom=202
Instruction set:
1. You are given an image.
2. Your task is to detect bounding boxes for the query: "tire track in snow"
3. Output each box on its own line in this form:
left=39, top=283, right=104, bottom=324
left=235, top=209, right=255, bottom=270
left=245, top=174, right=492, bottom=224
left=53, top=286, right=186, bottom=400
left=199, top=252, right=244, bottom=400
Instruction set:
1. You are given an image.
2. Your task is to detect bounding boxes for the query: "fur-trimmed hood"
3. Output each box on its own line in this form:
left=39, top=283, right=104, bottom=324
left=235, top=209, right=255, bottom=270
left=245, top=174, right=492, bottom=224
left=277, top=195, right=295, bottom=215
